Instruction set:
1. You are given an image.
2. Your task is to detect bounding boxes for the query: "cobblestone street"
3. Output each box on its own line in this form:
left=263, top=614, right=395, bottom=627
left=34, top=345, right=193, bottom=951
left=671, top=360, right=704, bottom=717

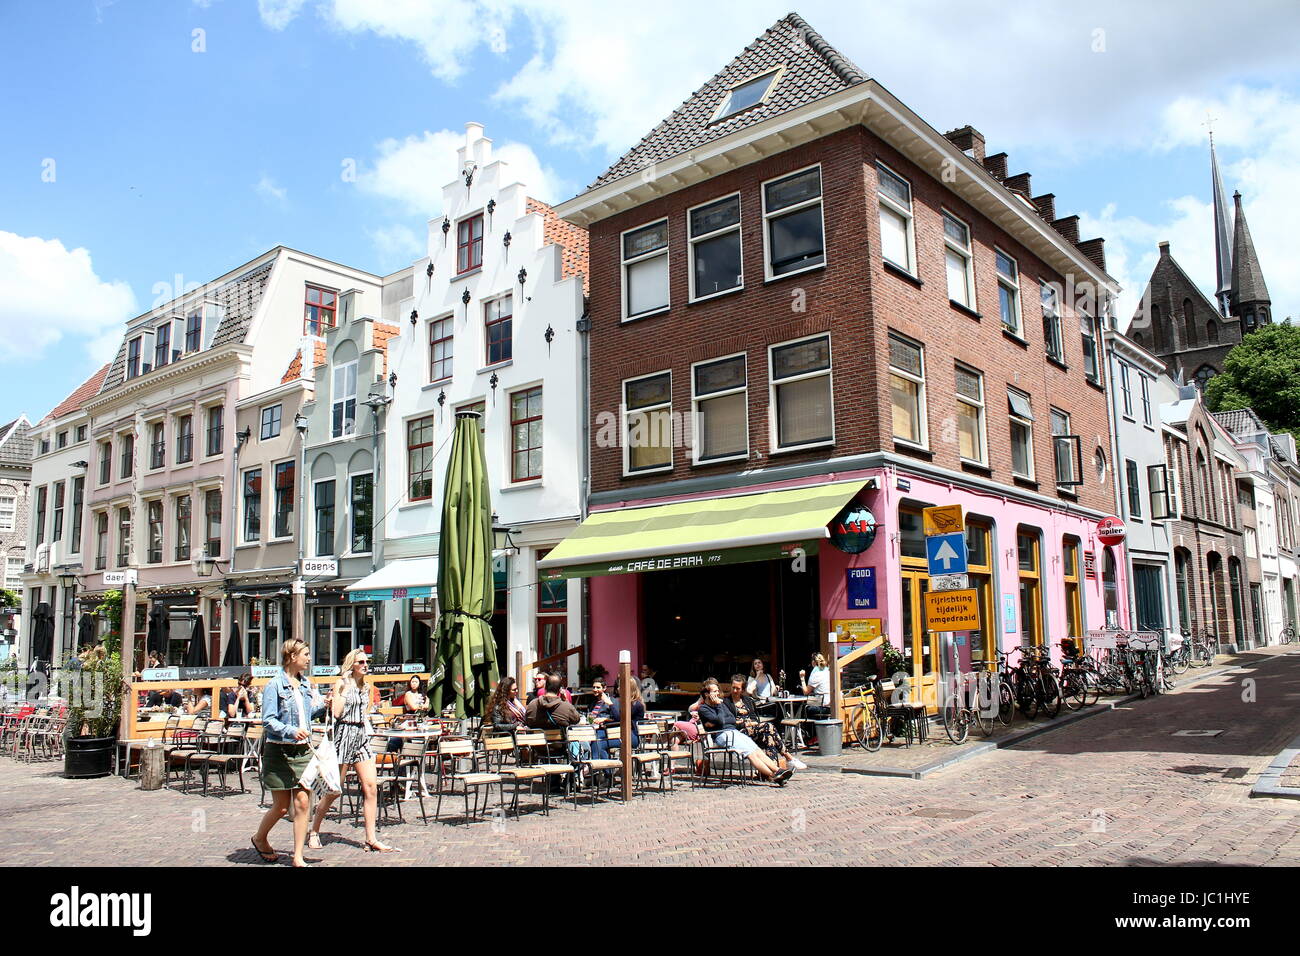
left=4, top=649, right=1299, bottom=867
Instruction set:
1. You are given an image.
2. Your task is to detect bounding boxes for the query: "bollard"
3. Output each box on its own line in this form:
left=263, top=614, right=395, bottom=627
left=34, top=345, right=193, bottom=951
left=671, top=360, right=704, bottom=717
left=140, top=743, right=166, bottom=790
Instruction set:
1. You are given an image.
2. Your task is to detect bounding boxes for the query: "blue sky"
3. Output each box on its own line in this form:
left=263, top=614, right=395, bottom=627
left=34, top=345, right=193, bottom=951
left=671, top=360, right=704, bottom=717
left=3, top=0, right=1299, bottom=421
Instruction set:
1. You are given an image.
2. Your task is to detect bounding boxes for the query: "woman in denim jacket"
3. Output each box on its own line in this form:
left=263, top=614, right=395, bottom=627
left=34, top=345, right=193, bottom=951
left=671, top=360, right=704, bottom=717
left=251, top=639, right=327, bottom=867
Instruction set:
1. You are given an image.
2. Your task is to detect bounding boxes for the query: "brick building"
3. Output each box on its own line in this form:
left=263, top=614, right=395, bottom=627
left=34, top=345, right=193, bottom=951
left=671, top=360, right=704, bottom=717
left=1161, top=387, right=1251, bottom=651
left=543, top=13, right=1126, bottom=690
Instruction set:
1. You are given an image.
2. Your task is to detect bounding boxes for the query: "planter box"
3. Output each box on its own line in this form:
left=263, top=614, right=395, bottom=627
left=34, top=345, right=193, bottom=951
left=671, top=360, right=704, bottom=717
left=64, top=735, right=115, bottom=779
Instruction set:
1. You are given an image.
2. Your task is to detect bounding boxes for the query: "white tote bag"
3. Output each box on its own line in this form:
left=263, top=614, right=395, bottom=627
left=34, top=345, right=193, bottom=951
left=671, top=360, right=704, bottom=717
left=295, top=681, right=342, bottom=794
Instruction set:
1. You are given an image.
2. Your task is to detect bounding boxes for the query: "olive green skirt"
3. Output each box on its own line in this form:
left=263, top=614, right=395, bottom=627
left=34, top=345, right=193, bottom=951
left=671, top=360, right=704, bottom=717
left=262, top=742, right=312, bottom=791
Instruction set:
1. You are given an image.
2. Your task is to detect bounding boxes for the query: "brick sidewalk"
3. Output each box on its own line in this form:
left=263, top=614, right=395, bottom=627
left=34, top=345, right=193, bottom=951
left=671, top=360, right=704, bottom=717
left=3, top=649, right=1298, bottom=867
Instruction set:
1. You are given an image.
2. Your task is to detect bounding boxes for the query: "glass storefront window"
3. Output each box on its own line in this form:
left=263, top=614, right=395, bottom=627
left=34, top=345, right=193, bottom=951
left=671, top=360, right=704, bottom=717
left=899, top=508, right=925, bottom=559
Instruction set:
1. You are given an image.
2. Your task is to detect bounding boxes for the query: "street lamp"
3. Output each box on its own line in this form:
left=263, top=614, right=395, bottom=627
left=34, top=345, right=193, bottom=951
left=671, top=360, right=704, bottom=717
left=491, top=512, right=519, bottom=552
left=192, top=545, right=228, bottom=578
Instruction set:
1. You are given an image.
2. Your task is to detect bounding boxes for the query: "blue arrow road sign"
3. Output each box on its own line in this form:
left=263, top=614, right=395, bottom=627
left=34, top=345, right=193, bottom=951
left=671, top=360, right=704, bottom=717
left=926, top=532, right=968, bottom=576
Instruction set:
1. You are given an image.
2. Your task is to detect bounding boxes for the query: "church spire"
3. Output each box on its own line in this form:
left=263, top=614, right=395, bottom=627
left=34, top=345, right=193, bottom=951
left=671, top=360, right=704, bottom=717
left=1210, top=134, right=1233, bottom=317
left=1230, top=190, right=1271, bottom=326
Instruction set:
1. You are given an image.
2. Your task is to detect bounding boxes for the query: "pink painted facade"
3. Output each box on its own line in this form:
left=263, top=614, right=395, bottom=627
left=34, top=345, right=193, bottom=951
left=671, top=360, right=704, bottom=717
left=587, top=464, right=1128, bottom=683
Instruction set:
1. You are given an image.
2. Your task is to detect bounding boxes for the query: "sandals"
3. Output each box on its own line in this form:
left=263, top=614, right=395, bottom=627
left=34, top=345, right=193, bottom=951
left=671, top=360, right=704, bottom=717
left=306, top=832, right=323, bottom=850
left=364, top=840, right=399, bottom=853
left=250, top=838, right=278, bottom=863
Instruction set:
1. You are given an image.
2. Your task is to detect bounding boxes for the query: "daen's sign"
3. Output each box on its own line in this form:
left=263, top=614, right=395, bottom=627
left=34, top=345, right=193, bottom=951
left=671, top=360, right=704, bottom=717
left=924, top=588, right=980, bottom=631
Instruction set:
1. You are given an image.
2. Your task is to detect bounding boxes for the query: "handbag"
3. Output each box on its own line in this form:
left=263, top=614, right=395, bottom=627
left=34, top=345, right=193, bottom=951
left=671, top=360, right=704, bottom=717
left=294, top=680, right=342, bottom=794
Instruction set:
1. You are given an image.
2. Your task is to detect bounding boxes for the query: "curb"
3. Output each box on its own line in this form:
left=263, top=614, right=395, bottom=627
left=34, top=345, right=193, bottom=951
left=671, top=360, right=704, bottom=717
left=1250, top=733, right=1300, bottom=800
left=811, top=656, right=1271, bottom=780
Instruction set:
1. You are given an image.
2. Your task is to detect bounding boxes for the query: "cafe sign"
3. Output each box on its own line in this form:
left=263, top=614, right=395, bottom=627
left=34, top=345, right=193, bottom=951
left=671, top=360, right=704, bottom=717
left=1097, top=516, right=1126, bottom=547
left=829, top=503, right=877, bottom=554
left=540, top=540, right=814, bottom=580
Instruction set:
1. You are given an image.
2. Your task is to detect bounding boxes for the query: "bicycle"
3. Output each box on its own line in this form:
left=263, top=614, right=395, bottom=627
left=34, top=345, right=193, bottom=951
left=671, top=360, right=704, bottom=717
left=1185, top=626, right=1216, bottom=666
left=1276, top=620, right=1297, bottom=645
left=992, top=651, right=1018, bottom=727
left=1057, top=641, right=1092, bottom=711
left=940, top=669, right=996, bottom=744
left=843, top=680, right=885, bottom=752
left=1166, top=630, right=1192, bottom=674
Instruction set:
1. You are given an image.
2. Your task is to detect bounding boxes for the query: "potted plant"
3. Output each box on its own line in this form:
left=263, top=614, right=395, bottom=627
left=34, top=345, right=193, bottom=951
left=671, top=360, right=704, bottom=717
left=63, top=597, right=127, bottom=778
left=881, top=644, right=909, bottom=684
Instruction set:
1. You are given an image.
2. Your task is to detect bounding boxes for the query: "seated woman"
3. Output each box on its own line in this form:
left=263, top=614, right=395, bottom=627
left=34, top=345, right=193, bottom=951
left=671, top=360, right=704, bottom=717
left=185, top=688, right=213, bottom=716
left=698, top=682, right=792, bottom=786
left=725, top=675, right=806, bottom=772
left=396, top=675, right=428, bottom=714
left=746, top=659, right=779, bottom=701
left=485, top=676, right=527, bottom=733
left=667, top=681, right=712, bottom=749
left=220, top=673, right=255, bottom=718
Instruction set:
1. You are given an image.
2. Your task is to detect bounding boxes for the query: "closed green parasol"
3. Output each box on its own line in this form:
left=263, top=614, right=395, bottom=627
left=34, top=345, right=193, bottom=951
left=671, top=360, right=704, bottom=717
left=430, top=410, right=498, bottom=718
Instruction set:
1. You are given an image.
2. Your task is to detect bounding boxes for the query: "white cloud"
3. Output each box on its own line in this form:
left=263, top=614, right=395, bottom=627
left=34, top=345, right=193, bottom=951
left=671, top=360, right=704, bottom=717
left=366, top=223, right=424, bottom=263
left=265, top=0, right=1300, bottom=163
left=0, top=232, right=137, bottom=364
left=357, top=128, right=561, bottom=218
left=257, top=0, right=308, bottom=31
left=255, top=174, right=287, bottom=204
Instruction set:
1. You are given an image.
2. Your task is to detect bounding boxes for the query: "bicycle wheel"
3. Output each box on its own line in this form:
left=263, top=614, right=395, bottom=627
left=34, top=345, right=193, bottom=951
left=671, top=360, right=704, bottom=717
left=863, top=707, right=884, bottom=751
left=1038, top=673, right=1061, bottom=718
left=1016, top=676, right=1038, bottom=719
left=1171, top=647, right=1190, bottom=675
left=942, top=700, right=970, bottom=744
left=1193, top=639, right=1213, bottom=666
left=972, top=675, right=995, bottom=736
left=1063, top=673, right=1088, bottom=711
left=997, top=679, right=1016, bottom=727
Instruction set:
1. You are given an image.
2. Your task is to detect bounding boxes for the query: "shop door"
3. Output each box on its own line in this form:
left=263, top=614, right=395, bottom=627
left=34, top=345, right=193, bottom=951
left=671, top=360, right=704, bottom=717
left=901, top=568, right=938, bottom=712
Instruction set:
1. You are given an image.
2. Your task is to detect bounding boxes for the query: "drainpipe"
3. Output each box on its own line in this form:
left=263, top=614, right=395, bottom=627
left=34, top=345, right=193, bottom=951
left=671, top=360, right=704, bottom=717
left=293, top=412, right=309, bottom=647
left=576, top=306, right=592, bottom=668
left=1103, top=341, right=1131, bottom=631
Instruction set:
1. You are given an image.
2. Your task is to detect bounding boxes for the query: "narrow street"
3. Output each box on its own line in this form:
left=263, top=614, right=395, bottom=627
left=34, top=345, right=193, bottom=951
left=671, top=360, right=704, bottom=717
left=4, top=650, right=1298, bottom=867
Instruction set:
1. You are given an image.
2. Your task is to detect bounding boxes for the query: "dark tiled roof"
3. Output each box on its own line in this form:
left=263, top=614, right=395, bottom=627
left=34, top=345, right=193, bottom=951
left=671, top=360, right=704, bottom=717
left=1210, top=408, right=1265, bottom=437
left=0, top=417, right=33, bottom=468
left=588, top=12, right=866, bottom=190
left=1230, top=192, right=1270, bottom=307
left=43, top=364, right=109, bottom=422
left=100, top=259, right=276, bottom=393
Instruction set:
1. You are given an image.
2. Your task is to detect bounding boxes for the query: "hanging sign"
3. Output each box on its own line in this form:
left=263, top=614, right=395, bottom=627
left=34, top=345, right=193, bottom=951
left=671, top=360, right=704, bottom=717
left=830, top=504, right=877, bottom=554
left=846, top=567, right=877, bottom=609
left=302, top=558, right=339, bottom=578
left=1097, top=516, right=1127, bottom=547
left=104, top=570, right=137, bottom=586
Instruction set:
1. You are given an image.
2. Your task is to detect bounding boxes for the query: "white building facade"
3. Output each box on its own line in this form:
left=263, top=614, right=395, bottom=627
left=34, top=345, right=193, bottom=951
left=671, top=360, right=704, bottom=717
left=377, top=123, right=588, bottom=679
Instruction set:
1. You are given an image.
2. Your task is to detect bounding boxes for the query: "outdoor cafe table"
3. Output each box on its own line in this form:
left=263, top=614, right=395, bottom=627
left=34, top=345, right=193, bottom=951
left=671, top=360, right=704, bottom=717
left=770, top=696, right=810, bottom=749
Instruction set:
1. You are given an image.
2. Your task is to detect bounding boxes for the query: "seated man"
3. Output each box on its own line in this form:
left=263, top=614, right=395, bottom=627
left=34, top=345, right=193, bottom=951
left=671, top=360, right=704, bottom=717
left=524, top=675, right=581, bottom=729
left=147, top=688, right=183, bottom=708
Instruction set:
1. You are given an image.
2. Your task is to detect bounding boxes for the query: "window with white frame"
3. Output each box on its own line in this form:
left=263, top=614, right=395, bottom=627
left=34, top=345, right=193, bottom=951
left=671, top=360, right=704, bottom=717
left=1042, top=282, right=1064, bottom=362
left=763, top=166, right=824, bottom=278
left=1119, top=363, right=1133, bottom=417
left=242, top=468, right=261, bottom=542
left=996, top=250, right=1021, bottom=336
left=153, top=321, right=172, bottom=369
left=94, top=511, right=108, bottom=570
left=485, top=294, right=513, bottom=365
left=1081, top=311, right=1100, bottom=383
left=1051, top=408, right=1082, bottom=488
left=261, top=404, right=282, bottom=440
left=689, top=195, right=742, bottom=300
left=622, top=220, right=669, bottom=319
left=955, top=363, right=986, bottom=464
left=116, top=506, right=131, bottom=567
left=175, top=494, right=191, bottom=561
left=713, top=68, right=780, bottom=121
left=943, top=211, right=974, bottom=307
left=5, top=556, right=22, bottom=590
left=692, top=355, right=747, bottom=463
left=350, top=473, right=374, bottom=553
left=126, top=336, right=142, bottom=379
left=888, top=333, right=926, bottom=447
left=877, top=164, right=915, bottom=273
left=273, top=461, right=295, bottom=539
left=406, top=416, right=434, bottom=501
left=1008, top=388, right=1035, bottom=479
left=0, top=495, right=14, bottom=532
left=331, top=361, right=357, bottom=438
left=149, top=421, right=165, bottom=469
left=429, top=315, right=453, bottom=382
left=314, top=480, right=335, bottom=556
left=1140, top=374, right=1152, bottom=425
left=184, top=308, right=202, bottom=352
left=770, top=335, right=832, bottom=449
left=624, top=373, right=673, bottom=473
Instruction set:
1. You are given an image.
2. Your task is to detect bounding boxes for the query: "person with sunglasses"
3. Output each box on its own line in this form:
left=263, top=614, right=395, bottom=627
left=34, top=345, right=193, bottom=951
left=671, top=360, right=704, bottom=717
left=307, top=649, right=396, bottom=854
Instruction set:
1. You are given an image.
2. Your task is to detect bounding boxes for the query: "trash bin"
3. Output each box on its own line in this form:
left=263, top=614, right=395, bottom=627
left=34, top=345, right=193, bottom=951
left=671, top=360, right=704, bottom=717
left=813, top=719, right=843, bottom=757
left=140, top=744, right=165, bottom=790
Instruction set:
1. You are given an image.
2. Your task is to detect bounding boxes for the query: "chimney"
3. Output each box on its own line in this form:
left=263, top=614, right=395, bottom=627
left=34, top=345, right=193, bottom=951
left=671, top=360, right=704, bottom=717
left=944, top=125, right=985, bottom=164
left=983, top=151, right=1008, bottom=181
left=1077, top=237, right=1106, bottom=272
left=1004, top=172, right=1032, bottom=197
left=1032, top=193, right=1056, bottom=220
left=1158, top=240, right=1171, bottom=257
left=1051, top=215, right=1080, bottom=244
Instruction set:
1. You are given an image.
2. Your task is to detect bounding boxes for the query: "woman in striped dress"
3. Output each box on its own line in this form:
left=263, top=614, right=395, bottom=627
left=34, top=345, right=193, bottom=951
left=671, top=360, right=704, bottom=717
left=307, top=649, right=397, bottom=853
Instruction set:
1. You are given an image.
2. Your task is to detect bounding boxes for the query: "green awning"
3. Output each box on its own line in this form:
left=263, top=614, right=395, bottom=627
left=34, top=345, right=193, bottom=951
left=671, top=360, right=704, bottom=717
left=537, top=479, right=874, bottom=580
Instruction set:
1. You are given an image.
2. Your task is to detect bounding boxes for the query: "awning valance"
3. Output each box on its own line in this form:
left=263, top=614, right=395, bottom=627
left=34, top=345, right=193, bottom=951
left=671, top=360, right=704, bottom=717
left=345, top=552, right=511, bottom=601
left=346, top=558, right=439, bottom=602
left=536, top=479, right=874, bottom=580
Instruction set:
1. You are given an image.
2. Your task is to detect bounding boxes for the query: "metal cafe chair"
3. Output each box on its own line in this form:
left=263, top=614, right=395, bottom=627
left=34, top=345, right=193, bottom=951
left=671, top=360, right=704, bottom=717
left=431, top=738, right=502, bottom=825
left=563, top=724, right=619, bottom=806
left=498, top=731, right=554, bottom=817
